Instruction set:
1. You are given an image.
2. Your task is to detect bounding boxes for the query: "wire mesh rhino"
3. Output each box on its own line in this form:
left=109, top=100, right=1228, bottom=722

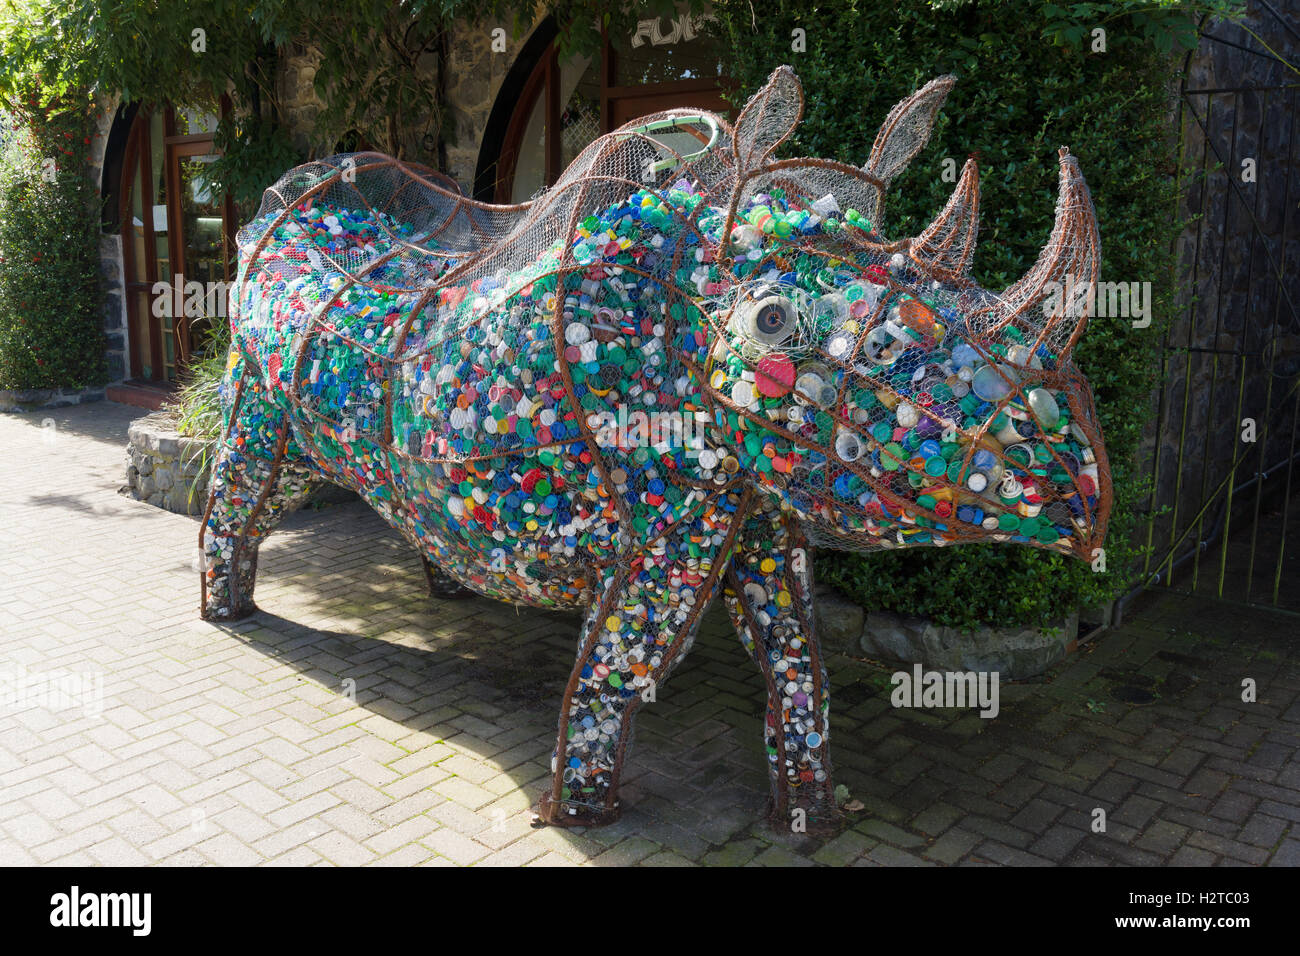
left=200, top=66, right=1110, bottom=829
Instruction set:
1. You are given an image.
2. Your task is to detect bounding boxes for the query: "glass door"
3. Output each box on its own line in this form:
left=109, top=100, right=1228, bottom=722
left=120, top=105, right=233, bottom=383
left=168, top=137, right=235, bottom=363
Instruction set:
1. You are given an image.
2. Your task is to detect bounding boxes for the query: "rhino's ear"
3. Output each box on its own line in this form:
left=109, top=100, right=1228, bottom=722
left=732, top=65, right=804, bottom=174
left=865, top=75, right=955, bottom=188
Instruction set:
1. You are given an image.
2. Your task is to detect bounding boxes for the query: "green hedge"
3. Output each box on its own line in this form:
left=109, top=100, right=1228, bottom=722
left=711, top=0, right=1214, bottom=628
left=0, top=98, right=106, bottom=390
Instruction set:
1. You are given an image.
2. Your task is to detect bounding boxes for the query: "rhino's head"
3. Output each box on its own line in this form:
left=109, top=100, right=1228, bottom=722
left=693, top=68, right=1110, bottom=562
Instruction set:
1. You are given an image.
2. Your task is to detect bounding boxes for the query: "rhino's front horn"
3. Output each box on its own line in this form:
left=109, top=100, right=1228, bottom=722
left=908, top=156, right=979, bottom=280
left=984, top=147, right=1101, bottom=354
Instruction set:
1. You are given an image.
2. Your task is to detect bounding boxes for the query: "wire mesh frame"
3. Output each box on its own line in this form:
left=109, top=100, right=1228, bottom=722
left=202, top=67, right=1114, bottom=606
left=1142, top=4, right=1300, bottom=609
left=205, top=74, right=1118, bottom=590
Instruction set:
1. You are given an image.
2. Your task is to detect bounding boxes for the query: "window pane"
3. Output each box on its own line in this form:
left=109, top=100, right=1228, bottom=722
left=614, top=10, right=721, bottom=85
left=559, top=54, right=600, bottom=171
left=131, top=290, right=152, bottom=380
left=177, top=108, right=219, bottom=136
left=511, top=93, right=547, bottom=204
left=150, top=112, right=170, bottom=281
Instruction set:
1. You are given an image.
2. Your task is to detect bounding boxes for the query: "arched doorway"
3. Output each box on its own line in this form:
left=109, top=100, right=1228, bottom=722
left=477, top=12, right=730, bottom=204
left=117, top=104, right=236, bottom=384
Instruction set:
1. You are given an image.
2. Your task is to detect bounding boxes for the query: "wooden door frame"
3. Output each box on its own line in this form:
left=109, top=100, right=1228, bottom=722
left=164, top=112, right=236, bottom=364
left=118, top=106, right=162, bottom=381
left=118, top=101, right=234, bottom=380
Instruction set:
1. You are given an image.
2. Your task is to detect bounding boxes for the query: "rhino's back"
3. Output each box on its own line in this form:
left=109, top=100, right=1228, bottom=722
left=232, top=190, right=720, bottom=607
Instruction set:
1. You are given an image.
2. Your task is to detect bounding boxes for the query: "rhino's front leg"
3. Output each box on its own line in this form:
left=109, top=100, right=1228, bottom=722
left=723, top=505, right=840, bottom=833
left=200, top=366, right=315, bottom=621
left=534, top=564, right=713, bottom=826
left=535, top=495, right=750, bottom=827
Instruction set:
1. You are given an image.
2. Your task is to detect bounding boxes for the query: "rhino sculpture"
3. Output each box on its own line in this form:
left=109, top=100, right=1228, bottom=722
left=200, top=66, right=1110, bottom=829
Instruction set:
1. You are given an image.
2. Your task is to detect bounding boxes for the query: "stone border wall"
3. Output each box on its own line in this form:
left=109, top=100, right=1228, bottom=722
left=124, top=413, right=360, bottom=516
left=124, top=412, right=211, bottom=516
left=814, top=586, right=1082, bottom=680
left=0, top=386, right=106, bottom=413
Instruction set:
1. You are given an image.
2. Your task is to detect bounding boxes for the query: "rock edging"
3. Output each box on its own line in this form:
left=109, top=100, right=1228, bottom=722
left=0, top=386, right=106, bottom=413
left=124, top=412, right=211, bottom=516
left=813, top=584, right=1080, bottom=680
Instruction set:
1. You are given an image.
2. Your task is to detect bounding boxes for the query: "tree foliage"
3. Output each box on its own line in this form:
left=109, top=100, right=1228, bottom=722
left=0, top=0, right=712, bottom=209
left=0, top=96, right=106, bottom=389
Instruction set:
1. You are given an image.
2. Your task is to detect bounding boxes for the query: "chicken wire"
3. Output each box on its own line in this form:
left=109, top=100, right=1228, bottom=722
left=220, top=67, right=1109, bottom=580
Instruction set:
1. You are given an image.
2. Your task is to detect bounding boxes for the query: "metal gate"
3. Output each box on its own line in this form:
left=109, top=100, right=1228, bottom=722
left=1141, top=1, right=1300, bottom=612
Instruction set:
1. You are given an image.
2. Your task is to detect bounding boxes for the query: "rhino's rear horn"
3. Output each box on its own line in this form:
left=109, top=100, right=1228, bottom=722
left=981, top=147, right=1101, bottom=354
left=908, top=157, right=979, bottom=280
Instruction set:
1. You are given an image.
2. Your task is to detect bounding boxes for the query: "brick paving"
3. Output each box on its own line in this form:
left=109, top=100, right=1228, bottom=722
left=2, top=401, right=1298, bottom=866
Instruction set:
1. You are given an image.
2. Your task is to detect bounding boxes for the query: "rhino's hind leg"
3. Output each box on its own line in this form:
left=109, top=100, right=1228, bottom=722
left=535, top=567, right=702, bottom=826
left=723, top=508, right=841, bottom=834
left=200, top=368, right=315, bottom=621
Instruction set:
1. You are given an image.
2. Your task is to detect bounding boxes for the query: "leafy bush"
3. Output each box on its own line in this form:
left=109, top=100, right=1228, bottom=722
left=166, top=323, right=231, bottom=442
left=711, top=0, right=1236, bottom=628
left=0, top=95, right=106, bottom=390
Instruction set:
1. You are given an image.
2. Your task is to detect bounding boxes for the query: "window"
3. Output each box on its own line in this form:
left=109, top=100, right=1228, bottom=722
left=489, top=13, right=730, bottom=204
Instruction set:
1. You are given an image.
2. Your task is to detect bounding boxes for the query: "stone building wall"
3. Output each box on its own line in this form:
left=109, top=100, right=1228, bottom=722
left=441, top=18, right=539, bottom=189
left=275, top=14, right=545, bottom=191
left=276, top=42, right=326, bottom=160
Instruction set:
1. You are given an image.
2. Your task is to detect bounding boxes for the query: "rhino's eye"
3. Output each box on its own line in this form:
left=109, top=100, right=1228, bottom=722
left=755, top=304, right=787, bottom=335
left=746, top=295, right=796, bottom=344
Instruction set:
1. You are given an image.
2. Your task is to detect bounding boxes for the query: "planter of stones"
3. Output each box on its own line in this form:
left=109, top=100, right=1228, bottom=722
left=124, top=412, right=212, bottom=516
left=813, top=584, right=1080, bottom=680
left=124, top=412, right=359, bottom=516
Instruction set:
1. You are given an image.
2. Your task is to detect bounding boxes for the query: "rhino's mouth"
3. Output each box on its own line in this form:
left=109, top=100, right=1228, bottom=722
left=768, top=377, right=1108, bottom=561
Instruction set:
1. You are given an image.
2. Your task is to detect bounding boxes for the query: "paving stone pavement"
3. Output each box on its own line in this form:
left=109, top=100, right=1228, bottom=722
left=2, top=402, right=1298, bottom=867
